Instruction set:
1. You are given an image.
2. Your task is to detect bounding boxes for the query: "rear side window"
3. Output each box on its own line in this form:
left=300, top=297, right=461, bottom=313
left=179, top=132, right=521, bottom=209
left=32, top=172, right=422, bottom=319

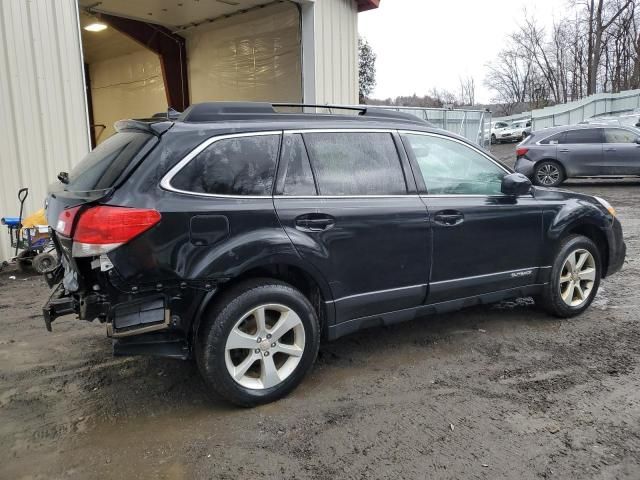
left=67, top=131, right=153, bottom=191
left=302, top=132, right=406, bottom=195
left=170, top=134, right=280, bottom=196
left=604, top=128, right=637, bottom=143
left=562, top=129, right=602, bottom=144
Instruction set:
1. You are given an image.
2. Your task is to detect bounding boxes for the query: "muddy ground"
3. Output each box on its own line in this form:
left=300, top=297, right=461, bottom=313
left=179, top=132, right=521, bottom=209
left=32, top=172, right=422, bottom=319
left=1, top=142, right=639, bottom=479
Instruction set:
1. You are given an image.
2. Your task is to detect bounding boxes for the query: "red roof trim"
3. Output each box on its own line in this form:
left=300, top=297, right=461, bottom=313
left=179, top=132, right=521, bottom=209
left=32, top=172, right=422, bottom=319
left=357, top=0, right=380, bottom=12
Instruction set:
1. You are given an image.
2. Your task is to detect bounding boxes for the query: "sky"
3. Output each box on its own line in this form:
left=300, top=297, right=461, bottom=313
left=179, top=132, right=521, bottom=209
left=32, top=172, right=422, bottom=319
left=358, top=0, right=565, bottom=104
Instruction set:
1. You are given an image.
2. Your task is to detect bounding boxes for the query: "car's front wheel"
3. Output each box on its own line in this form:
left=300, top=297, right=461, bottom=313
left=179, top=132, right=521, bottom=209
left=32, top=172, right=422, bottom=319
left=537, top=235, right=601, bottom=317
left=534, top=161, right=565, bottom=187
left=195, top=279, right=320, bottom=407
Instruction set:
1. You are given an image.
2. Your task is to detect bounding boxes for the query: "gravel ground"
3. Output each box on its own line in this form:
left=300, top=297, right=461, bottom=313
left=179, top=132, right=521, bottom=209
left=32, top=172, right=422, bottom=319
left=1, top=142, right=639, bottom=479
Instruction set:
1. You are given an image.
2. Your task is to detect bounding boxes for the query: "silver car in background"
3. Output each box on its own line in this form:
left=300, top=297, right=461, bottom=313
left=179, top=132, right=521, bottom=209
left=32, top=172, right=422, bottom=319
left=514, top=124, right=640, bottom=186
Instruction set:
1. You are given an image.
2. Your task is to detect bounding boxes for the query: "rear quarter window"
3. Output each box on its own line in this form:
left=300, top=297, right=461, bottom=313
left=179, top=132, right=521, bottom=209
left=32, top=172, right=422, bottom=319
left=67, top=131, right=153, bottom=191
left=169, top=134, right=281, bottom=196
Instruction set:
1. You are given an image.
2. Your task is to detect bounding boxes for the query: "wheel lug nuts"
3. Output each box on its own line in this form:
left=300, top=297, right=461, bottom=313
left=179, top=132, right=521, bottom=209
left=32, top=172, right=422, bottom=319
left=264, top=351, right=270, bottom=357
left=271, top=343, right=276, bottom=348
left=266, top=334, right=272, bottom=339
left=256, top=337, right=262, bottom=343
left=254, top=348, right=260, bottom=354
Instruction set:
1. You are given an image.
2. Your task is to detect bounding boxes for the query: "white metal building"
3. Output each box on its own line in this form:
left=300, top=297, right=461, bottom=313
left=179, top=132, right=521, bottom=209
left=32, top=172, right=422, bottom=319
left=0, top=0, right=378, bottom=260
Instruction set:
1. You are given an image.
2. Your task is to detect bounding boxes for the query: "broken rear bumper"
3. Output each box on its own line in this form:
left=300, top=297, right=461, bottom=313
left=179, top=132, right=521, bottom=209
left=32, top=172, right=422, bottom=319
left=42, top=282, right=77, bottom=332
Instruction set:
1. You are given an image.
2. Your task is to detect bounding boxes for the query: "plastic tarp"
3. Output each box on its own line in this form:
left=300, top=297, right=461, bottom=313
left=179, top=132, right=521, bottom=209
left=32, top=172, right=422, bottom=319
left=90, top=49, right=167, bottom=143
left=185, top=2, right=302, bottom=103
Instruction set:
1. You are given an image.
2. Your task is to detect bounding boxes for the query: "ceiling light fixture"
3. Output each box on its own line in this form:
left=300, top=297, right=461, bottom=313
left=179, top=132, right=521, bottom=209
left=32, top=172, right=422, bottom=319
left=84, top=22, right=108, bottom=32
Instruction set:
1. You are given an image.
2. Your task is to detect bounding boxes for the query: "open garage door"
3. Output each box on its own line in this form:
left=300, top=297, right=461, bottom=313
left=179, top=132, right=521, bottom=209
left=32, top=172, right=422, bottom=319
left=79, top=1, right=302, bottom=144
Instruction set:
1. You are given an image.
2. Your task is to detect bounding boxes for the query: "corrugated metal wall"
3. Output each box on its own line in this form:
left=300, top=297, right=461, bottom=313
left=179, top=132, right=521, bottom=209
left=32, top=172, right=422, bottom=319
left=313, top=0, right=358, bottom=104
left=0, top=0, right=90, bottom=261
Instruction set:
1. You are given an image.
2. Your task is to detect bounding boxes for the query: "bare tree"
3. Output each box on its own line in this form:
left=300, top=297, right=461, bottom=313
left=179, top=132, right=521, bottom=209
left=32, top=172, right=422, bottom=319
left=458, top=76, right=476, bottom=106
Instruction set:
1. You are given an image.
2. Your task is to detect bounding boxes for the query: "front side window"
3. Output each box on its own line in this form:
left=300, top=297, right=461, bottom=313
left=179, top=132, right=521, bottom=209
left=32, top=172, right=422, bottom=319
left=561, top=129, right=602, bottom=144
left=170, top=134, right=280, bottom=195
left=604, top=128, right=638, bottom=144
left=403, top=133, right=506, bottom=195
left=302, top=132, right=407, bottom=195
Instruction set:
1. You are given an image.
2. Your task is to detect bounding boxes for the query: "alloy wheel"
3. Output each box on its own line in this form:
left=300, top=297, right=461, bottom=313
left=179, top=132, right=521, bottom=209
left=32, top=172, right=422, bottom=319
left=536, top=163, right=561, bottom=186
left=559, top=249, right=596, bottom=307
left=224, top=303, right=305, bottom=390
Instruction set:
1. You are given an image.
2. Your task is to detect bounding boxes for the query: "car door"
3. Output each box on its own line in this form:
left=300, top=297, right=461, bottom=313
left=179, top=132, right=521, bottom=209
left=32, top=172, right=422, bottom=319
left=603, top=128, right=640, bottom=174
left=400, top=131, right=544, bottom=303
left=273, top=130, right=431, bottom=322
left=556, top=128, right=604, bottom=176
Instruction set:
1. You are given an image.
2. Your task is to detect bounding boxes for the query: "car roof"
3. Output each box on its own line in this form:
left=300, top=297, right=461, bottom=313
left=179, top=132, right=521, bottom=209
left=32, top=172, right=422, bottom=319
left=135, top=101, right=476, bottom=142
left=530, top=123, right=639, bottom=138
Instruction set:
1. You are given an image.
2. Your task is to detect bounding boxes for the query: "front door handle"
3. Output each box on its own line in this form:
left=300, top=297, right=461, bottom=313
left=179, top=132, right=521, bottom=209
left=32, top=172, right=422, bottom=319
left=604, top=147, right=616, bottom=152
left=434, top=210, right=464, bottom=226
left=559, top=148, right=570, bottom=153
left=295, top=214, right=335, bottom=232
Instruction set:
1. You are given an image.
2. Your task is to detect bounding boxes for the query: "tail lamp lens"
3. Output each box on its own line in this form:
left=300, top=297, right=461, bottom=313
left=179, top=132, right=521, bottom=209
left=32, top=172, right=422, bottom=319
left=516, top=147, right=529, bottom=157
left=64, top=206, right=161, bottom=257
left=56, top=206, right=81, bottom=237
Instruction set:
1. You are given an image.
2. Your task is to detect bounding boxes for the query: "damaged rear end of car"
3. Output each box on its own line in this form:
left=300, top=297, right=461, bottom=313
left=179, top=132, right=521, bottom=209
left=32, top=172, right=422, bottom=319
left=42, top=119, right=193, bottom=358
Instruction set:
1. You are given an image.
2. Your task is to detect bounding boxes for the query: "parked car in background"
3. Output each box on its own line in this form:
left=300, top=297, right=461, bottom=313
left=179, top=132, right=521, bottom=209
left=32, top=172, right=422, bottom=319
left=496, top=120, right=532, bottom=143
left=490, top=121, right=510, bottom=144
left=42, top=103, right=625, bottom=406
left=514, top=124, right=640, bottom=186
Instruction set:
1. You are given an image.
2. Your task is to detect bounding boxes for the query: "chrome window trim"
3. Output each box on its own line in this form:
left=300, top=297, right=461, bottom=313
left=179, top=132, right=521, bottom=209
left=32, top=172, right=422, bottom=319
left=160, top=131, right=283, bottom=198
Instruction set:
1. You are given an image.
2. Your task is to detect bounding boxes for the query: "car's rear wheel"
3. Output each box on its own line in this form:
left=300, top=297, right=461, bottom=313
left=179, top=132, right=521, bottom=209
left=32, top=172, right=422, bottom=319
left=195, top=279, right=320, bottom=407
left=534, top=161, right=564, bottom=187
left=491, top=134, right=496, bottom=144
left=537, top=235, right=601, bottom=317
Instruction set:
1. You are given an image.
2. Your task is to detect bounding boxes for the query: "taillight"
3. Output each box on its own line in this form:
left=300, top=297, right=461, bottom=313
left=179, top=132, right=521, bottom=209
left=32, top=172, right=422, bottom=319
left=56, top=206, right=81, bottom=236
left=516, top=147, right=529, bottom=157
left=71, top=206, right=161, bottom=257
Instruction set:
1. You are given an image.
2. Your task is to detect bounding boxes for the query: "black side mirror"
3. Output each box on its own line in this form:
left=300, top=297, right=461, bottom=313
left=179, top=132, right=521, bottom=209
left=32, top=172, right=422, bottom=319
left=501, top=172, right=532, bottom=196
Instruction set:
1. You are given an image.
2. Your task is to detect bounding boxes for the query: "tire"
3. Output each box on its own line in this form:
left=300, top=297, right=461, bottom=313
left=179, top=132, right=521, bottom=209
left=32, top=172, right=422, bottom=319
left=537, top=235, right=601, bottom=318
left=195, top=278, right=320, bottom=407
left=533, top=160, right=565, bottom=187
left=32, top=252, right=56, bottom=274
left=491, top=134, right=496, bottom=145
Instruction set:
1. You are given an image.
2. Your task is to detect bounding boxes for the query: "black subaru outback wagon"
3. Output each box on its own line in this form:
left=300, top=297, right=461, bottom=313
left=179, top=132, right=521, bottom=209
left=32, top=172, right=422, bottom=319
left=43, top=102, right=625, bottom=406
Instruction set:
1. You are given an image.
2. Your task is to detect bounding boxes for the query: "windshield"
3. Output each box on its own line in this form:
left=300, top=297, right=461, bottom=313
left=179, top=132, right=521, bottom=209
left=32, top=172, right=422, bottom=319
left=66, top=131, right=153, bottom=191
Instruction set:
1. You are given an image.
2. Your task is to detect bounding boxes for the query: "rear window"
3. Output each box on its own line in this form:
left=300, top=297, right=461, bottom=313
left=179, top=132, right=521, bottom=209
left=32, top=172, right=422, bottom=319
left=170, top=134, right=281, bottom=196
left=67, top=131, right=153, bottom=191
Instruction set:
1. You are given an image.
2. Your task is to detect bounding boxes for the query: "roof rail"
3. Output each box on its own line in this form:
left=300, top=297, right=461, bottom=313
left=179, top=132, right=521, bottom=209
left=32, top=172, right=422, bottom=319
left=177, top=101, right=429, bottom=125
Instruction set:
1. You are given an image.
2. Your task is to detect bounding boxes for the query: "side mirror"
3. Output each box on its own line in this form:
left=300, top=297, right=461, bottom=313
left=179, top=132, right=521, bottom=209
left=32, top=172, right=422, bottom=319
left=501, top=172, right=532, bottom=196
left=635, top=136, right=640, bottom=144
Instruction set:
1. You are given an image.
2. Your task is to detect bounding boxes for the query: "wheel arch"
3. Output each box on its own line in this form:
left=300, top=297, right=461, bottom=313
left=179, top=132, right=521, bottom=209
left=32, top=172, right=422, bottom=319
left=565, top=223, right=610, bottom=277
left=190, top=259, right=334, bottom=344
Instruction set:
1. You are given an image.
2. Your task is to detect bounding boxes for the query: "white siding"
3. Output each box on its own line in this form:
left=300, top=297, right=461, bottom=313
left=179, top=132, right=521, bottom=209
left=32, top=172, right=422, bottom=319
left=313, top=0, right=358, bottom=105
left=0, top=0, right=90, bottom=261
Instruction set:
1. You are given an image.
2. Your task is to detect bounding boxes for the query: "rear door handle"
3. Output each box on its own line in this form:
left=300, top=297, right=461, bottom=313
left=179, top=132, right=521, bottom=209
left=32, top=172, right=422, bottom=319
left=434, top=211, right=464, bottom=226
left=559, top=149, right=570, bottom=153
left=604, top=147, right=616, bottom=152
left=295, top=214, right=335, bottom=232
